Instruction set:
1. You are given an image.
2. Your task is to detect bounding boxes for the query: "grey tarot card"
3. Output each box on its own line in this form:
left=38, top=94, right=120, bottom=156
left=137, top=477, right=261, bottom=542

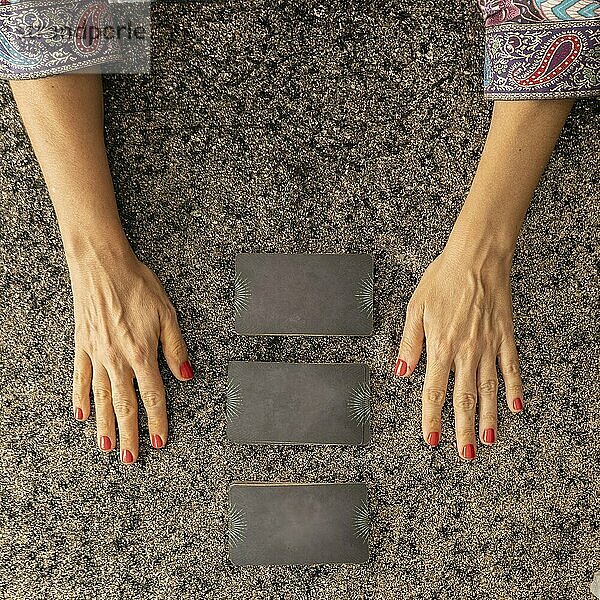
left=228, top=482, right=369, bottom=565
left=226, top=361, right=371, bottom=445
left=234, top=253, right=373, bottom=335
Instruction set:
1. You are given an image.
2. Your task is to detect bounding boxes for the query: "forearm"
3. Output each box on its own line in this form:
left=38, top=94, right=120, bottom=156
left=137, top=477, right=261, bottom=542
left=9, top=74, right=190, bottom=463
left=9, top=73, right=131, bottom=265
left=446, top=99, right=574, bottom=262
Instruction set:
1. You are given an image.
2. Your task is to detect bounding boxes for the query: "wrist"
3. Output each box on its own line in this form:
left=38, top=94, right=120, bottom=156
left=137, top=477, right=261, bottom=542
left=63, top=227, right=135, bottom=269
left=443, top=208, right=516, bottom=270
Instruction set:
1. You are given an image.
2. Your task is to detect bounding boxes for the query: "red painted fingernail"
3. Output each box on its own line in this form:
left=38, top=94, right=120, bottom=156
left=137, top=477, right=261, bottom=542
left=427, top=431, right=440, bottom=447
left=74, top=407, right=83, bottom=421
left=483, top=428, right=495, bottom=444
left=463, top=444, right=475, bottom=460
left=513, top=397, right=523, bottom=411
left=151, top=434, right=164, bottom=449
left=394, top=358, right=407, bottom=377
left=121, top=449, right=134, bottom=464
left=180, top=360, right=194, bottom=380
left=100, top=436, right=112, bottom=451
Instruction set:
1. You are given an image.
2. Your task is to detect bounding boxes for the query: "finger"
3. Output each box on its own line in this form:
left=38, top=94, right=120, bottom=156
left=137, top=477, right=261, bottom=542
left=159, top=304, right=193, bottom=381
left=394, top=298, right=425, bottom=378
left=92, top=363, right=116, bottom=452
left=477, top=354, right=499, bottom=446
left=108, top=366, right=139, bottom=464
left=73, top=346, right=92, bottom=421
left=133, top=361, right=167, bottom=450
left=421, top=340, right=451, bottom=447
left=453, top=359, right=478, bottom=460
left=498, top=335, right=524, bottom=414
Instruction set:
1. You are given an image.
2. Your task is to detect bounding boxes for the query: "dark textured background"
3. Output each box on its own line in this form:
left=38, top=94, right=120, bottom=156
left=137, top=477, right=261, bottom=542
left=0, top=1, right=599, bottom=599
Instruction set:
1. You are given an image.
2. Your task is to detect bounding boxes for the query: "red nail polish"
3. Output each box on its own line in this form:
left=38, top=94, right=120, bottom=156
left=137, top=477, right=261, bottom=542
left=74, top=407, right=83, bottom=421
left=394, top=358, right=407, bottom=377
left=100, top=436, right=112, bottom=451
left=180, top=360, right=194, bottom=380
left=483, top=428, right=495, bottom=444
left=151, top=434, right=164, bottom=449
left=463, top=444, right=475, bottom=460
left=121, top=449, right=133, bottom=464
left=427, top=432, right=440, bottom=447
left=513, top=398, right=523, bottom=411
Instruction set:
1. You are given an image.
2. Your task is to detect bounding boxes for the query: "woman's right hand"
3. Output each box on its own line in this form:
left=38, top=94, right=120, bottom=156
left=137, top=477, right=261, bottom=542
left=393, top=242, right=523, bottom=460
left=69, top=246, right=192, bottom=464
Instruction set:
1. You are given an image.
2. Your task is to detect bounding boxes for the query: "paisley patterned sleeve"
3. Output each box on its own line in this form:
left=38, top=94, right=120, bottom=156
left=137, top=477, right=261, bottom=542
left=0, top=0, right=123, bottom=80
left=478, top=0, right=600, bottom=99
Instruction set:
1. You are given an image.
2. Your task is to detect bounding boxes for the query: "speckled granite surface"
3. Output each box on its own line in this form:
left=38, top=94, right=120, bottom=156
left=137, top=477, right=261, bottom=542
left=0, top=2, right=598, bottom=599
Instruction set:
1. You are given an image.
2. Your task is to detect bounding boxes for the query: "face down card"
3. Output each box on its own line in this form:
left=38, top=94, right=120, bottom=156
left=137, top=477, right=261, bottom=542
left=228, top=482, right=369, bottom=565
left=227, top=361, right=370, bottom=445
left=234, top=253, right=373, bottom=336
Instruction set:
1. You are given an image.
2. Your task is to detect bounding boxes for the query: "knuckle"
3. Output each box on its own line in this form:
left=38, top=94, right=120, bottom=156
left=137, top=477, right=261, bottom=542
left=72, top=369, right=88, bottom=386
left=112, top=395, right=136, bottom=419
left=480, top=411, right=497, bottom=424
left=453, top=392, right=477, bottom=412
left=478, top=379, right=498, bottom=396
left=75, top=326, right=93, bottom=344
left=503, top=362, right=521, bottom=378
left=129, top=343, right=153, bottom=369
left=424, top=418, right=441, bottom=431
left=96, top=416, right=112, bottom=432
left=423, top=388, right=446, bottom=407
left=147, top=417, right=164, bottom=431
left=456, top=427, right=474, bottom=440
left=506, top=383, right=523, bottom=396
left=399, top=339, right=415, bottom=355
left=141, top=390, right=164, bottom=410
left=461, top=338, right=479, bottom=356
left=166, top=337, right=187, bottom=359
left=102, top=345, right=121, bottom=367
left=404, top=302, right=420, bottom=325
left=430, top=339, right=452, bottom=362
left=164, top=303, right=178, bottom=321
left=92, top=385, right=112, bottom=404
left=72, top=389, right=87, bottom=404
left=406, top=297, right=417, bottom=314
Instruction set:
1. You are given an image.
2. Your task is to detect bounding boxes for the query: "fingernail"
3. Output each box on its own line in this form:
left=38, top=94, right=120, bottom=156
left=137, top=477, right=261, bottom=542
left=463, top=444, right=475, bottom=460
left=151, top=434, right=164, bottom=449
left=427, top=431, right=440, bottom=447
left=180, top=360, right=194, bottom=380
left=513, top=397, right=523, bottom=412
left=74, top=407, right=83, bottom=421
left=100, top=436, right=112, bottom=451
left=483, top=428, right=495, bottom=444
left=394, top=357, right=407, bottom=377
left=121, top=449, right=134, bottom=464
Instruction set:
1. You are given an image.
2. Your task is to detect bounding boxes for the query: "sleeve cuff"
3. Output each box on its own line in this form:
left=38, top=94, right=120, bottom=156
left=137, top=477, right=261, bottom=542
left=0, top=0, right=123, bottom=80
left=483, top=20, right=600, bottom=99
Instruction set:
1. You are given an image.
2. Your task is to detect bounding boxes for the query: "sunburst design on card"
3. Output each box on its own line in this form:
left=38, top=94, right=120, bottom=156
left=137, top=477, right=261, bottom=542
left=355, top=275, right=374, bottom=317
left=353, top=500, right=370, bottom=543
left=228, top=503, right=247, bottom=548
left=234, top=274, right=252, bottom=316
left=348, top=382, right=371, bottom=427
left=226, top=379, right=243, bottom=422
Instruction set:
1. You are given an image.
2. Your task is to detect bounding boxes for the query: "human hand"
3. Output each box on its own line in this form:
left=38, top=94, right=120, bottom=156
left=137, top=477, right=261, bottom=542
left=394, top=244, right=523, bottom=460
left=70, top=248, right=192, bottom=464
left=391, top=99, right=576, bottom=460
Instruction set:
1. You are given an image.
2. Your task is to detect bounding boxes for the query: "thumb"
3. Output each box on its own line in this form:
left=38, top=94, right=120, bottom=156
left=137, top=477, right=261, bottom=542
left=160, top=304, right=193, bottom=381
left=394, top=298, right=424, bottom=378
